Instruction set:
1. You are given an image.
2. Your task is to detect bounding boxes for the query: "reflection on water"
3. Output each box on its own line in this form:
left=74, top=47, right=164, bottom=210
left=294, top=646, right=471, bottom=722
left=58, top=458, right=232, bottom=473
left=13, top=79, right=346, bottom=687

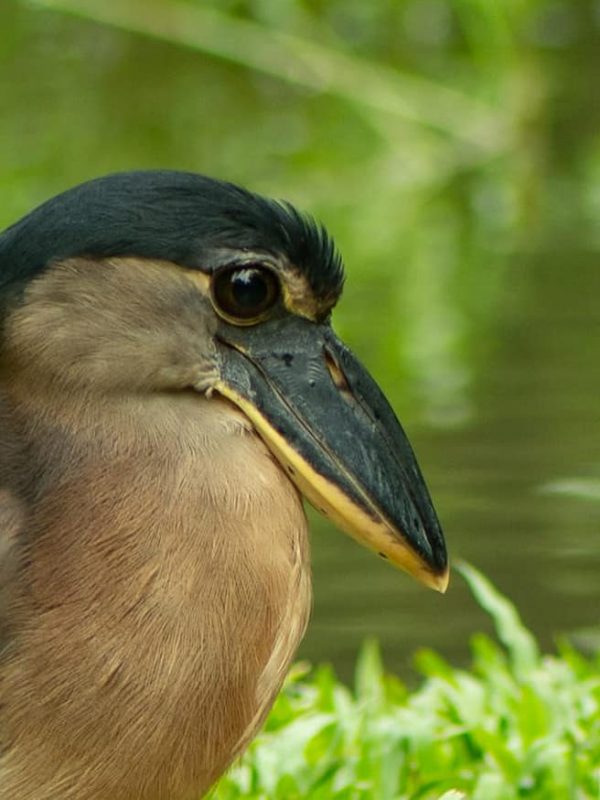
left=1, top=1, right=599, bottom=679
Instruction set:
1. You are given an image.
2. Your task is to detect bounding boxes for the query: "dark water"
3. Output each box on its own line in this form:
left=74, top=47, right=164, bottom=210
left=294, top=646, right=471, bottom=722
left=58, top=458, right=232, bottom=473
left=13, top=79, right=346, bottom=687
left=306, top=248, right=600, bottom=677
left=1, top=1, right=599, bottom=679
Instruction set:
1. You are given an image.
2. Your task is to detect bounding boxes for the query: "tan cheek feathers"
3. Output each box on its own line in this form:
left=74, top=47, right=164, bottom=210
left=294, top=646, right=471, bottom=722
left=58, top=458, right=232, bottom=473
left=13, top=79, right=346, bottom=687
left=4, top=258, right=219, bottom=394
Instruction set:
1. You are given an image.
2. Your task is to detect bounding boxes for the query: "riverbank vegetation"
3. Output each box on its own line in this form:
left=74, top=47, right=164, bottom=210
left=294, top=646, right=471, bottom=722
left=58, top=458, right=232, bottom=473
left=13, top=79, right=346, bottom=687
left=210, top=564, right=600, bottom=799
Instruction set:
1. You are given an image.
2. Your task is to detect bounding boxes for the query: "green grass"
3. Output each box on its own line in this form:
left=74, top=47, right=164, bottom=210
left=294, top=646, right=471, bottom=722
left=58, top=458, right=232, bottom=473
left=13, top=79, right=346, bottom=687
left=209, top=564, right=600, bottom=800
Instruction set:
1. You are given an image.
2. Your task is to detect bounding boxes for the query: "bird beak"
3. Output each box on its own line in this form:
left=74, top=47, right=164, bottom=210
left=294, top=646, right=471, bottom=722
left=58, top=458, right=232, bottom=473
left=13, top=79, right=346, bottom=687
left=214, top=316, right=448, bottom=592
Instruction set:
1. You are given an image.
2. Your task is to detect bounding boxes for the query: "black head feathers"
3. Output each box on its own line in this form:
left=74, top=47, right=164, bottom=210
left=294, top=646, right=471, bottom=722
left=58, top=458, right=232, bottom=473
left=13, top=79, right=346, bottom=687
left=0, top=171, right=344, bottom=303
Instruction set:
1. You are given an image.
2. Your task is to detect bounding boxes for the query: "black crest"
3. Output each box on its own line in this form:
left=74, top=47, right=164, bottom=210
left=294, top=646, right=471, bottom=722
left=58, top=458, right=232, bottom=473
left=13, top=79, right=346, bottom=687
left=0, top=171, right=344, bottom=302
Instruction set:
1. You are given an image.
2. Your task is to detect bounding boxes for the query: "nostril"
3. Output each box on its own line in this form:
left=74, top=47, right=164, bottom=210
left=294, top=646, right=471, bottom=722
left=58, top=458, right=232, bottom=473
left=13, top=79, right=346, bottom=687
left=324, top=347, right=352, bottom=397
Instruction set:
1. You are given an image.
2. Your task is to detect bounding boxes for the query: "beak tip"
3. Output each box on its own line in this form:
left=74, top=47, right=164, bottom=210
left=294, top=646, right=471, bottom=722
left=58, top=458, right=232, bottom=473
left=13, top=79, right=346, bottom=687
left=431, top=564, right=450, bottom=594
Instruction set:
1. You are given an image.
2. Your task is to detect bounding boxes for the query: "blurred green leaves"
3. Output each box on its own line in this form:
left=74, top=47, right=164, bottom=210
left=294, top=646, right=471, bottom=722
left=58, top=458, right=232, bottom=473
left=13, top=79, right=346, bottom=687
left=29, top=0, right=511, bottom=152
left=209, top=564, right=600, bottom=799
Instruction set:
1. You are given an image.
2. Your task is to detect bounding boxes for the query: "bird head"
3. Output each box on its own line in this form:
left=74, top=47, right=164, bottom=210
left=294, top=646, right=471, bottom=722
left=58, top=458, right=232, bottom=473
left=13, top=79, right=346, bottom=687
left=0, top=171, right=448, bottom=591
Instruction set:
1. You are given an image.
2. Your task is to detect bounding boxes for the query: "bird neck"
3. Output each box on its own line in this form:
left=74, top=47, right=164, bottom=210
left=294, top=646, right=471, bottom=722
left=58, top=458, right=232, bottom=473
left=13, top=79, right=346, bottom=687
left=0, top=385, right=311, bottom=798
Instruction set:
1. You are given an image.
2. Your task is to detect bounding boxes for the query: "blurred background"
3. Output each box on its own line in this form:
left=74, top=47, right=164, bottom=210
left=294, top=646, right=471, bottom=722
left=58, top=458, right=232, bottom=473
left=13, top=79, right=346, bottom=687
left=1, top=0, right=599, bottom=680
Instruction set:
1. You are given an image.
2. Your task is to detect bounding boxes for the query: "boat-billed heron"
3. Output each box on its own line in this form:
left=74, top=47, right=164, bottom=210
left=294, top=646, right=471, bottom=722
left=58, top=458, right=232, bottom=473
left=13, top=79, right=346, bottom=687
left=0, top=171, right=447, bottom=799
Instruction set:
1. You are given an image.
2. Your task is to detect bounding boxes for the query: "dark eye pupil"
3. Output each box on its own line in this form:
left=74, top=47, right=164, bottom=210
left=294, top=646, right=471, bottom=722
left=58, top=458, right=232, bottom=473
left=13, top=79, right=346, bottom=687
left=213, top=266, right=279, bottom=323
left=230, top=269, right=268, bottom=309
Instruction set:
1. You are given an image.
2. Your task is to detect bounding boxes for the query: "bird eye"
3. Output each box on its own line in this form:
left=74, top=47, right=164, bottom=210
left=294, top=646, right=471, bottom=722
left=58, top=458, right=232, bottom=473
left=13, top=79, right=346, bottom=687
left=211, top=266, right=280, bottom=325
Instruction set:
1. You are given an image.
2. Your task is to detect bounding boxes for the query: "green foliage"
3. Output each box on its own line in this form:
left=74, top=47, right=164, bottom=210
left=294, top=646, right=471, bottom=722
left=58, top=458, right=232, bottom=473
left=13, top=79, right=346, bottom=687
left=209, top=564, right=600, bottom=799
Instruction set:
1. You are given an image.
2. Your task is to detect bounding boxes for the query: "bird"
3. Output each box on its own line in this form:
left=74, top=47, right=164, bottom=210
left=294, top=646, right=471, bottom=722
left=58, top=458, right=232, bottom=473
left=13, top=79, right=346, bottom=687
left=0, top=170, right=448, bottom=800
